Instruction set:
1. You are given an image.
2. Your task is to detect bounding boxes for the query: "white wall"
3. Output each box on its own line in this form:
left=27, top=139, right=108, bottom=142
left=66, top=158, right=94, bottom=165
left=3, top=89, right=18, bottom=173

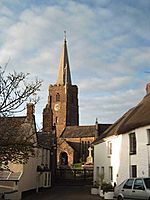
left=7, top=147, right=51, bottom=196
left=94, top=135, right=123, bottom=185
left=94, top=125, right=150, bottom=186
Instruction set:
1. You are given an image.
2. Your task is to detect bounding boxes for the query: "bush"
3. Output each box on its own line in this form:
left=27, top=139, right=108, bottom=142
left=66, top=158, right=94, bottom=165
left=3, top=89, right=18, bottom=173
left=72, top=163, right=83, bottom=169
left=101, top=182, right=113, bottom=193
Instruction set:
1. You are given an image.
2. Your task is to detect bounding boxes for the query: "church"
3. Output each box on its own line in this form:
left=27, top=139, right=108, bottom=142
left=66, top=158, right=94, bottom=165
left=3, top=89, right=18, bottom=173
left=42, top=35, right=111, bottom=167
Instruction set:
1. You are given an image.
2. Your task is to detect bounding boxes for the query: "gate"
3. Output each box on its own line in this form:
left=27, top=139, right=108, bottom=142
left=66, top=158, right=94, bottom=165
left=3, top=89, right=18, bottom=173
left=55, top=168, right=93, bottom=186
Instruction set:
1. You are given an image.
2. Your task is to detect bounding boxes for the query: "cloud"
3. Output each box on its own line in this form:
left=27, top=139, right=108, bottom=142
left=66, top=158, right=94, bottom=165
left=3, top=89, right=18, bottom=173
left=79, top=87, right=146, bottom=124
left=0, top=0, right=150, bottom=126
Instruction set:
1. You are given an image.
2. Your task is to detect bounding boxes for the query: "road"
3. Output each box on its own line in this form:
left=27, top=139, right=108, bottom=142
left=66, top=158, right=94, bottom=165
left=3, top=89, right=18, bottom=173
left=23, top=185, right=101, bottom=200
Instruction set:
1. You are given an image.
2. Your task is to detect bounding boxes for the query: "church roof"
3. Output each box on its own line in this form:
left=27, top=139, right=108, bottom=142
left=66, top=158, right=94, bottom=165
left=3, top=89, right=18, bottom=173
left=94, top=91, right=150, bottom=144
left=56, top=35, right=72, bottom=85
left=60, top=124, right=111, bottom=138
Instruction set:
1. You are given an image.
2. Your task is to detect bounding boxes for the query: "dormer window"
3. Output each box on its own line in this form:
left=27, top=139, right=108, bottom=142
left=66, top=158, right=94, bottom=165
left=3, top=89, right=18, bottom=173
left=56, top=93, right=60, bottom=102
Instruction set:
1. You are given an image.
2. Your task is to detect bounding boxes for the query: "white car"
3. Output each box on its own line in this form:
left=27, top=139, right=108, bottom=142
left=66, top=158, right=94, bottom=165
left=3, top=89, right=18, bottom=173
left=114, top=178, right=150, bottom=200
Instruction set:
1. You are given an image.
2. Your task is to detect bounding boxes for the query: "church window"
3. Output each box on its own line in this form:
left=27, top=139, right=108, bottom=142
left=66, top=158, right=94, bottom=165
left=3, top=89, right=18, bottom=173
left=129, top=133, right=136, bottom=155
left=49, top=95, right=52, bottom=105
left=56, top=93, right=60, bottom=102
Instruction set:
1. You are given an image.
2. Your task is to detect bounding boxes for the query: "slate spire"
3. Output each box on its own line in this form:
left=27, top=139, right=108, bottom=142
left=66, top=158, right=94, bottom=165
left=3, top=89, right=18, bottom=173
left=56, top=32, right=72, bottom=85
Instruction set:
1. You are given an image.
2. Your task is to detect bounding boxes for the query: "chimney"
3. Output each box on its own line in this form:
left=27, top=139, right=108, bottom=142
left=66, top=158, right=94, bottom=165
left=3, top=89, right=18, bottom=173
left=27, top=103, right=34, bottom=121
left=43, top=104, right=53, bottom=132
left=146, top=83, right=150, bottom=94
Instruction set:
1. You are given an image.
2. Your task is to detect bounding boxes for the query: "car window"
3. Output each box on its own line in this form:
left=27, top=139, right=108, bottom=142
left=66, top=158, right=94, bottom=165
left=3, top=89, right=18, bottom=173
left=133, top=179, right=145, bottom=190
left=123, top=179, right=134, bottom=189
left=144, top=178, right=150, bottom=189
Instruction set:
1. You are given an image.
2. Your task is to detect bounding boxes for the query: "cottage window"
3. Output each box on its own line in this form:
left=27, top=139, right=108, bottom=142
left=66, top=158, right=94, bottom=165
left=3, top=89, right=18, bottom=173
left=56, top=93, right=60, bottom=102
left=108, top=141, right=112, bottom=155
left=131, top=165, right=137, bottom=178
left=101, top=166, right=104, bottom=177
left=129, top=132, right=136, bottom=155
left=41, top=148, right=44, bottom=164
left=109, top=166, right=113, bottom=181
left=96, top=166, right=100, bottom=184
left=147, top=129, right=150, bottom=144
left=45, top=149, right=48, bottom=164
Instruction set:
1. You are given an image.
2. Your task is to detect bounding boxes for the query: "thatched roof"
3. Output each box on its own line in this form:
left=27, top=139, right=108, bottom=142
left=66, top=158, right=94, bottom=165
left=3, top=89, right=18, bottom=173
left=94, top=92, right=150, bottom=145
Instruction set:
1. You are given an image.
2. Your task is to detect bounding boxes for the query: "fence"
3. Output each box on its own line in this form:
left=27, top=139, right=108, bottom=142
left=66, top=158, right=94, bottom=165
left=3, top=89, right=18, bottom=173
left=55, top=168, right=93, bottom=185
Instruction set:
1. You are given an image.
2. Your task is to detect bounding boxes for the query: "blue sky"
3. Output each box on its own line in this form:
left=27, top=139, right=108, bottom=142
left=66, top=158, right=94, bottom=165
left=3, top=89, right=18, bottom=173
left=0, top=0, right=150, bottom=128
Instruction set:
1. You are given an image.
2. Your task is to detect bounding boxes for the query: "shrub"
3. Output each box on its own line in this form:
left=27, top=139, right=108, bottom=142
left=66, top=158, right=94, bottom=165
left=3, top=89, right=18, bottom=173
left=101, top=182, right=113, bottom=193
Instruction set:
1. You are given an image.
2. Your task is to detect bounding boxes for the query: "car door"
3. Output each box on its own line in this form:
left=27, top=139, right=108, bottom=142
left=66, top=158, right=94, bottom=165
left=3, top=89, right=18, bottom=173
left=122, top=179, right=134, bottom=198
left=131, top=178, right=147, bottom=199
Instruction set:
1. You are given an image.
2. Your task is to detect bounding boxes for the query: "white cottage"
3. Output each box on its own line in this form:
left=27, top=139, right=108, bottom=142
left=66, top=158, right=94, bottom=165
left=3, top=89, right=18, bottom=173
left=93, top=84, right=150, bottom=186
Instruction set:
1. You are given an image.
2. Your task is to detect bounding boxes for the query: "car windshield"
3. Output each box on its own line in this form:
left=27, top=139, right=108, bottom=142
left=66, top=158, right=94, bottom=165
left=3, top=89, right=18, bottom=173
left=144, top=178, right=150, bottom=189
left=116, top=180, right=126, bottom=188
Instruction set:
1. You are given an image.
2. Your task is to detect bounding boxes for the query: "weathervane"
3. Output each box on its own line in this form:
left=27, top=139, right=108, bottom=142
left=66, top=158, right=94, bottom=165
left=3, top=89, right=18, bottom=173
left=64, top=30, right=67, bottom=42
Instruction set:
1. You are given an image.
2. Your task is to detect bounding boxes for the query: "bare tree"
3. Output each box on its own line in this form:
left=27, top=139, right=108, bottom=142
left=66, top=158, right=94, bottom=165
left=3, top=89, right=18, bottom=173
left=0, top=65, right=42, bottom=116
left=0, top=65, right=42, bottom=169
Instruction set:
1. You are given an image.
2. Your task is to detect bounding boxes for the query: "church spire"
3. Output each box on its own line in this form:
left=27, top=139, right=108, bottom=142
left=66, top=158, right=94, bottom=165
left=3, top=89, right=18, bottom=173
left=56, top=32, right=72, bottom=85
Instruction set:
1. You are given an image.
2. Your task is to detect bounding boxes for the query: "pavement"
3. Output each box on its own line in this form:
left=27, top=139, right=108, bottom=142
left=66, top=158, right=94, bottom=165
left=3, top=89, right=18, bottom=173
left=23, top=185, right=101, bottom=200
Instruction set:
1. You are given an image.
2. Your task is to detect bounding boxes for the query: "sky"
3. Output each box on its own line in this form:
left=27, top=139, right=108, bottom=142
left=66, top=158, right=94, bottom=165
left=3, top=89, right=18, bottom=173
left=0, top=0, right=150, bottom=128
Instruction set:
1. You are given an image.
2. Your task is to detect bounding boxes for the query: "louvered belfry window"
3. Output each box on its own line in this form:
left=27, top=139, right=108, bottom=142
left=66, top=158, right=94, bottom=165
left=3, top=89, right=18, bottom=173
left=56, top=93, right=60, bottom=102
left=129, top=132, right=136, bottom=155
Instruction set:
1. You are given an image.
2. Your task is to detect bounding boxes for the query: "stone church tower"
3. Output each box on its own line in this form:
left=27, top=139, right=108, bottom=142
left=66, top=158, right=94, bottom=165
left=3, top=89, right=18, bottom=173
left=42, top=35, right=79, bottom=166
left=46, top=36, right=79, bottom=137
left=42, top=36, right=111, bottom=167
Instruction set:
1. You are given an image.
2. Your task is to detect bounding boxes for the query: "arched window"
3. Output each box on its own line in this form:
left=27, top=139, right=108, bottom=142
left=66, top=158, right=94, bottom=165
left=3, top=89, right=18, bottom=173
left=56, top=93, right=60, bottom=102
